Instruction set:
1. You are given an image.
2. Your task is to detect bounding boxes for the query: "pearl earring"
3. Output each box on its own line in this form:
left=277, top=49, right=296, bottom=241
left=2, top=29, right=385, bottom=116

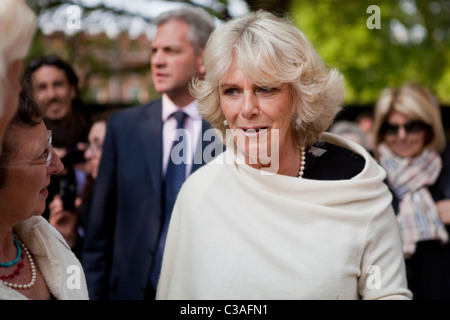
left=223, top=119, right=228, bottom=126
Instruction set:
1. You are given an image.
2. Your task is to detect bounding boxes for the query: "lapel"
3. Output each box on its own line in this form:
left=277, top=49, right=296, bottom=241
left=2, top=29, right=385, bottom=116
left=139, top=100, right=163, bottom=198
left=137, top=101, right=223, bottom=187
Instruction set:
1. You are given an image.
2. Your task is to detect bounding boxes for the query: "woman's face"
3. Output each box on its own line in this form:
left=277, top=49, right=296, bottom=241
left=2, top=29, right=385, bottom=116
left=219, top=64, right=297, bottom=171
left=383, top=111, right=427, bottom=158
left=0, top=122, right=64, bottom=224
left=84, top=120, right=106, bottom=179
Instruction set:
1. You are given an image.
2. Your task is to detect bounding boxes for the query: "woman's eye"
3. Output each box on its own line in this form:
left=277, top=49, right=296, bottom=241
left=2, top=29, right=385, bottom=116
left=224, top=88, right=237, bottom=95
left=258, top=86, right=273, bottom=93
left=38, top=149, right=50, bottom=161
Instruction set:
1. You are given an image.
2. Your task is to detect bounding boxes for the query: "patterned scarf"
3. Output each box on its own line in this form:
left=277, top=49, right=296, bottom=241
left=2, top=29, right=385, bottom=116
left=378, top=143, right=448, bottom=258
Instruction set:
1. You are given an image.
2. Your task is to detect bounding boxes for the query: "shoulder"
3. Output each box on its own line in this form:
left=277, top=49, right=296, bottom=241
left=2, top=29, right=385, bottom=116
left=304, top=134, right=366, bottom=180
left=16, top=216, right=72, bottom=251
left=187, top=157, right=223, bottom=185
left=440, top=143, right=450, bottom=165
left=430, top=143, right=450, bottom=200
left=178, top=156, right=224, bottom=200
left=109, top=99, right=162, bottom=122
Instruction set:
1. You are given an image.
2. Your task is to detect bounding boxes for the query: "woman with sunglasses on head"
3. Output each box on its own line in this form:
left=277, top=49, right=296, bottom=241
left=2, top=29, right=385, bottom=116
left=0, top=83, right=89, bottom=300
left=373, top=82, right=450, bottom=300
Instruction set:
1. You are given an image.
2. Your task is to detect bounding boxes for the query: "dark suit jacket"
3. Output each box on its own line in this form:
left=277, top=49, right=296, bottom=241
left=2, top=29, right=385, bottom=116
left=82, top=99, right=222, bottom=299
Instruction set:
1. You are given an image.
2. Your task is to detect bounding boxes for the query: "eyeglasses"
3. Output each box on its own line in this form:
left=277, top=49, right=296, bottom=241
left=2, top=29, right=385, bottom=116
left=382, top=121, right=427, bottom=136
left=6, top=130, right=53, bottom=168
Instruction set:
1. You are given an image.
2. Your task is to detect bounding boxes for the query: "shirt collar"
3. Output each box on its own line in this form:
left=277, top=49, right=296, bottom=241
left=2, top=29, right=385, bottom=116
left=162, top=94, right=201, bottom=122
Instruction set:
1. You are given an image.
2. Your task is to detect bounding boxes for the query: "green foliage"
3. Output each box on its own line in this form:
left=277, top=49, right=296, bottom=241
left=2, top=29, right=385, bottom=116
left=289, top=0, right=450, bottom=105
left=25, top=0, right=450, bottom=106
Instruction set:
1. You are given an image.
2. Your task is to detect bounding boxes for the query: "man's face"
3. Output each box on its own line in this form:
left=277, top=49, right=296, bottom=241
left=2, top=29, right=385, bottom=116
left=150, top=19, right=204, bottom=104
left=32, top=65, right=76, bottom=121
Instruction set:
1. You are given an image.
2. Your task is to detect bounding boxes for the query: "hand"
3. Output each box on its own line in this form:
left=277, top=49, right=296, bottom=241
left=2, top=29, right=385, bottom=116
left=436, top=199, right=450, bottom=225
left=48, top=194, right=81, bottom=248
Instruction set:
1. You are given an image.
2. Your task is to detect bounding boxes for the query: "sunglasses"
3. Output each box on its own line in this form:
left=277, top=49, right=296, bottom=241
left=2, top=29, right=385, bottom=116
left=382, top=121, right=427, bottom=135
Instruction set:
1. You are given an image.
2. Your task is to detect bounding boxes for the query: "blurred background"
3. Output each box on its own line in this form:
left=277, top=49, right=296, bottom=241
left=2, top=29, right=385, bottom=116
left=26, top=0, right=450, bottom=131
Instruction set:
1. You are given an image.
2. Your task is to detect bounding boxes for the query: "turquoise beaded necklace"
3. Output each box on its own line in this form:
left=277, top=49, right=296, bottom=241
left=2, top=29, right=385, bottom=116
left=0, top=234, right=22, bottom=268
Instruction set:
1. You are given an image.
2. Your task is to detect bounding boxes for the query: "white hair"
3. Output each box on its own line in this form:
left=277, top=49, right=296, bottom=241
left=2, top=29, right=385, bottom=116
left=0, top=0, right=37, bottom=115
left=192, top=10, right=345, bottom=147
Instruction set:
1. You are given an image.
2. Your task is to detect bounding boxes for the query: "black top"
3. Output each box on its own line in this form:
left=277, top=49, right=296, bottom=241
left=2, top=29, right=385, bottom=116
left=44, top=107, right=90, bottom=149
left=302, top=140, right=366, bottom=180
left=429, top=144, right=450, bottom=202
left=383, top=143, right=450, bottom=300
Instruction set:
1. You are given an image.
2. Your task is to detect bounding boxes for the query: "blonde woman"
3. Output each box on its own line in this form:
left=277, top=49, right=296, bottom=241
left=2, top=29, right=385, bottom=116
left=156, top=10, right=411, bottom=300
left=373, top=83, right=450, bottom=299
left=0, top=0, right=37, bottom=151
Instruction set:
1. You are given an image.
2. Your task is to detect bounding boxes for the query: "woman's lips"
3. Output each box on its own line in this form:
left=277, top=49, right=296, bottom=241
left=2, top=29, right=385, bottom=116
left=154, top=73, right=168, bottom=82
left=40, top=181, right=50, bottom=197
left=239, top=127, right=269, bottom=136
left=40, top=187, right=48, bottom=198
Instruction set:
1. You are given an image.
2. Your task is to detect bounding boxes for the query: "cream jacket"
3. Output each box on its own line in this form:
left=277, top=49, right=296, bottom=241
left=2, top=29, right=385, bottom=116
left=157, top=133, right=412, bottom=300
left=0, top=216, right=89, bottom=300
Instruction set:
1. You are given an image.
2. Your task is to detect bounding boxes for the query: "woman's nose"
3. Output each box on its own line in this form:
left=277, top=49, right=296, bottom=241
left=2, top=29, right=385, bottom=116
left=397, top=126, right=407, bottom=139
left=241, top=91, right=259, bottom=118
left=47, top=150, right=64, bottom=175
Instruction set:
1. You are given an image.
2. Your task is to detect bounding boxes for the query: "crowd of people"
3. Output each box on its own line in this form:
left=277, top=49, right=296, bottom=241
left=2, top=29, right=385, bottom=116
left=0, top=0, right=449, bottom=301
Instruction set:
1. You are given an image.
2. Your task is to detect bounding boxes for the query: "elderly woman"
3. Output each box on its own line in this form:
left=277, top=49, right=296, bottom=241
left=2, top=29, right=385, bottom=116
left=372, top=83, right=450, bottom=300
left=0, top=85, right=89, bottom=300
left=156, top=10, right=411, bottom=300
left=0, top=0, right=37, bottom=151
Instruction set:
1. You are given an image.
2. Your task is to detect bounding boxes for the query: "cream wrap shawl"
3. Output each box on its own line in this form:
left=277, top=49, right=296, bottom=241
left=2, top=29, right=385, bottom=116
left=0, top=216, right=89, bottom=300
left=157, top=133, right=411, bottom=300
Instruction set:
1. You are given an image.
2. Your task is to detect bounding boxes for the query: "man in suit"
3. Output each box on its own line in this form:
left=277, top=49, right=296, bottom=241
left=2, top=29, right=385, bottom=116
left=82, top=6, right=219, bottom=300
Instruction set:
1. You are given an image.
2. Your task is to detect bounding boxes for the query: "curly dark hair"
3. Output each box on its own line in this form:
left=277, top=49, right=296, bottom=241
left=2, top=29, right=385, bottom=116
left=26, top=54, right=79, bottom=95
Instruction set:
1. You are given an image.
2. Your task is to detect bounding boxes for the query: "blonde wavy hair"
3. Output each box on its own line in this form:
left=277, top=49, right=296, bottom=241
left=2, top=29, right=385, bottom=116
left=191, top=10, right=345, bottom=147
left=0, top=0, right=37, bottom=115
left=373, top=83, right=446, bottom=160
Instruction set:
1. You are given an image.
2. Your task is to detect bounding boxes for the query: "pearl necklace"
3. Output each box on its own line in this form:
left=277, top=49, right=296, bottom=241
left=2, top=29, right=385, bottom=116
left=0, top=235, right=36, bottom=290
left=298, top=146, right=306, bottom=178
